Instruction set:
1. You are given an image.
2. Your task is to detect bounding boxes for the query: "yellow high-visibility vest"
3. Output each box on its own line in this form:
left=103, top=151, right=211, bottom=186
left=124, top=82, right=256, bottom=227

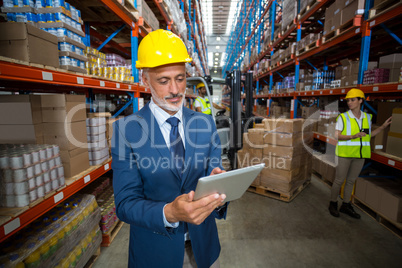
left=195, top=96, right=212, bottom=115
left=335, top=111, right=372, bottom=158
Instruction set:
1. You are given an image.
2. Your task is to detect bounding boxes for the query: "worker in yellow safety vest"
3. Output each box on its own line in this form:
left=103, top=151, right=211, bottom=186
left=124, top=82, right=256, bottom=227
left=329, top=88, right=392, bottom=219
left=194, top=83, right=225, bottom=115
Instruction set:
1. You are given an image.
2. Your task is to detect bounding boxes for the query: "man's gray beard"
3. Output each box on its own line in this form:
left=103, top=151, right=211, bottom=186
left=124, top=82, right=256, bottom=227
left=150, top=87, right=185, bottom=112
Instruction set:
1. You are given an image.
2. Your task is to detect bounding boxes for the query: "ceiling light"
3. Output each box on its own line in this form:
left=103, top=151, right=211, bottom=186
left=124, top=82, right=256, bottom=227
left=216, top=46, right=220, bottom=49
left=215, top=58, right=218, bottom=60
left=217, top=36, right=221, bottom=41
left=214, top=70, right=217, bottom=73
left=215, top=53, right=219, bottom=56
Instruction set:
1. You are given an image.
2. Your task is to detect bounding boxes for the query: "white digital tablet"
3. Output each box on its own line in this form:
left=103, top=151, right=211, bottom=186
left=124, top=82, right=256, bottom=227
left=194, top=163, right=265, bottom=202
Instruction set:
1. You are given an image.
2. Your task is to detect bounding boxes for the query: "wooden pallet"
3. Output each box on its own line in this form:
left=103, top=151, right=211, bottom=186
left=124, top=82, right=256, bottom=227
left=248, top=179, right=310, bottom=202
left=297, top=39, right=320, bottom=55
left=298, top=0, right=319, bottom=19
left=101, top=220, right=125, bottom=247
left=369, top=0, right=402, bottom=19
left=323, top=16, right=363, bottom=43
left=84, top=246, right=101, bottom=268
left=353, top=197, right=402, bottom=239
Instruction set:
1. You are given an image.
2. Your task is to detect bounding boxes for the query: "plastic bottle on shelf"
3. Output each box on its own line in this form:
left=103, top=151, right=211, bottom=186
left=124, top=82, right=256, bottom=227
left=48, top=236, right=59, bottom=255
left=39, top=241, right=51, bottom=260
left=24, top=250, right=41, bottom=268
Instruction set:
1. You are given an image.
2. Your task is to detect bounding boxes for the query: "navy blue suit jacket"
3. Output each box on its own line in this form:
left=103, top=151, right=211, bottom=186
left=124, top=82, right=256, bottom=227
left=111, top=102, right=227, bottom=268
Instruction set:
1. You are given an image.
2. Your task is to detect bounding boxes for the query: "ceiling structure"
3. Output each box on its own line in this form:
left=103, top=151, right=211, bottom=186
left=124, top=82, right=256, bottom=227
left=201, top=0, right=240, bottom=77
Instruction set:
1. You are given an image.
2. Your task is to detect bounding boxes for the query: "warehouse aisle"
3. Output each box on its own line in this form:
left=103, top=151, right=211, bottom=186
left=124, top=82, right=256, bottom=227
left=94, top=176, right=402, bottom=267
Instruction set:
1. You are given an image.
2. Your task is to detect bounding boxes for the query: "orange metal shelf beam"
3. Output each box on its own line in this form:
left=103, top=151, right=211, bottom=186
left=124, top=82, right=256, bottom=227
left=0, top=161, right=112, bottom=243
left=0, top=61, right=142, bottom=92
left=367, top=3, right=402, bottom=28
left=100, top=0, right=137, bottom=28
left=314, top=132, right=337, bottom=146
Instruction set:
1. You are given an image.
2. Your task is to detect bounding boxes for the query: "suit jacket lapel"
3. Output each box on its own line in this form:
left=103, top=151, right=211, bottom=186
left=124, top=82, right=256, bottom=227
left=136, top=103, right=181, bottom=180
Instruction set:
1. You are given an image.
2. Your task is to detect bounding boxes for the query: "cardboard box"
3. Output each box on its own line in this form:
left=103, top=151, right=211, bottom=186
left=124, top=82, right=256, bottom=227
left=260, top=174, right=307, bottom=193
left=263, top=132, right=303, bottom=147
left=377, top=102, right=402, bottom=125
left=354, top=177, right=368, bottom=201
left=263, top=118, right=304, bottom=133
left=389, top=68, right=401, bottom=82
left=39, top=94, right=86, bottom=107
left=263, top=144, right=305, bottom=158
left=262, top=154, right=307, bottom=170
left=379, top=53, right=402, bottom=69
left=378, top=185, right=402, bottom=222
left=0, top=22, right=59, bottom=67
left=370, top=124, right=386, bottom=151
left=60, top=149, right=90, bottom=178
left=237, top=150, right=249, bottom=168
left=255, top=123, right=265, bottom=128
left=0, top=95, right=43, bottom=125
left=242, top=133, right=252, bottom=150
left=0, top=124, right=43, bottom=144
left=385, top=132, right=402, bottom=158
left=249, top=148, right=263, bottom=163
left=248, top=128, right=265, bottom=146
left=390, top=108, right=402, bottom=134
left=42, top=104, right=87, bottom=123
left=341, top=0, right=365, bottom=25
left=43, top=121, right=88, bottom=151
left=365, top=179, right=386, bottom=211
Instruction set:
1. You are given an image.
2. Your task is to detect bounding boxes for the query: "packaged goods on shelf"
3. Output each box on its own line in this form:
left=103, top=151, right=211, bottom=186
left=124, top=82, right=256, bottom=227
left=339, top=58, right=359, bottom=87
left=0, top=144, right=65, bottom=208
left=0, top=194, right=102, bottom=267
left=0, top=22, right=59, bottom=68
left=281, top=0, right=297, bottom=32
left=296, top=33, right=321, bottom=55
left=135, top=0, right=160, bottom=30
left=379, top=53, right=402, bottom=82
left=355, top=177, right=402, bottom=223
left=87, top=117, right=110, bottom=166
left=299, top=0, right=316, bottom=15
left=85, top=47, right=107, bottom=76
left=363, top=68, right=390, bottom=84
left=312, top=69, right=335, bottom=90
left=316, top=109, right=339, bottom=138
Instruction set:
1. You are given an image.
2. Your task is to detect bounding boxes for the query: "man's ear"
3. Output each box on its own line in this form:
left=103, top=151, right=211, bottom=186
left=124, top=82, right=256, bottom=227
left=142, top=70, right=150, bottom=87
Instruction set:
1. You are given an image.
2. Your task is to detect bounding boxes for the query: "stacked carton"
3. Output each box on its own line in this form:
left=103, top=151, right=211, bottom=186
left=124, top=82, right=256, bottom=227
left=0, top=95, right=44, bottom=144
left=385, top=108, right=402, bottom=158
left=87, top=117, right=109, bottom=166
left=379, top=53, right=402, bottom=82
left=260, top=119, right=313, bottom=194
left=238, top=119, right=314, bottom=196
left=340, top=58, right=360, bottom=87
left=281, top=0, right=297, bottom=31
left=355, top=177, right=402, bottom=223
left=40, top=95, right=89, bottom=178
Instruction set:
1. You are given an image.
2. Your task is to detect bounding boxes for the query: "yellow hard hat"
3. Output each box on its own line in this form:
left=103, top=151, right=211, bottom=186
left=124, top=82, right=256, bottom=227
left=136, top=29, right=192, bottom=69
left=345, top=88, right=365, bottom=99
left=196, top=83, right=205, bottom=89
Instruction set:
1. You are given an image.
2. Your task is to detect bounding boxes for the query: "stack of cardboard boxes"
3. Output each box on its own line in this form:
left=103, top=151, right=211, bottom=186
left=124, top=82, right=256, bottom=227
left=355, top=177, right=402, bottom=223
left=339, top=58, right=360, bottom=87
left=238, top=119, right=313, bottom=197
left=281, top=0, right=297, bottom=31
left=323, top=0, right=365, bottom=38
left=0, top=94, right=89, bottom=178
left=385, top=108, right=402, bottom=158
left=41, top=95, right=89, bottom=178
left=0, top=95, right=44, bottom=144
left=379, top=53, right=402, bottom=83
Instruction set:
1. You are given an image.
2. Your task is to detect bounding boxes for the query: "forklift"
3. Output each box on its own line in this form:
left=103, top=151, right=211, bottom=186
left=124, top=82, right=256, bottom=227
left=187, top=71, right=259, bottom=170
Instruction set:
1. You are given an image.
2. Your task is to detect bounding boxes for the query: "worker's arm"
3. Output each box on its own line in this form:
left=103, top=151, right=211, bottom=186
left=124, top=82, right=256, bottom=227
left=195, top=107, right=202, bottom=113
left=371, top=116, right=392, bottom=137
left=335, top=130, right=366, bottom=140
left=212, top=102, right=225, bottom=110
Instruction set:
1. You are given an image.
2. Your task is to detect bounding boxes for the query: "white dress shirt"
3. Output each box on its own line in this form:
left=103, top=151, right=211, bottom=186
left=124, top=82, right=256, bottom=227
left=336, top=110, right=364, bottom=132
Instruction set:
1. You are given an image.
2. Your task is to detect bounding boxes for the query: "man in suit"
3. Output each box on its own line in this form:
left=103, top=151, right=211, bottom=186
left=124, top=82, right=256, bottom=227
left=111, top=29, right=228, bottom=268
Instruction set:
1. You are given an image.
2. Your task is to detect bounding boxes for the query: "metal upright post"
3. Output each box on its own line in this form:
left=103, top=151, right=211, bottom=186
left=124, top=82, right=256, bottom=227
left=131, top=26, right=139, bottom=83
left=230, top=70, right=242, bottom=169
left=358, top=0, right=374, bottom=85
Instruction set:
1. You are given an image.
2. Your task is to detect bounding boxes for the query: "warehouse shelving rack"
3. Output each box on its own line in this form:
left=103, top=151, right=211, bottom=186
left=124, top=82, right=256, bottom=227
left=0, top=0, right=203, bottom=243
left=223, top=1, right=402, bottom=176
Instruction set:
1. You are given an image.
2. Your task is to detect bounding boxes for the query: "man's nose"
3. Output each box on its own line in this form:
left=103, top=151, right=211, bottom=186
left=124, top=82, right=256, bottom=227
left=170, top=81, right=180, bottom=94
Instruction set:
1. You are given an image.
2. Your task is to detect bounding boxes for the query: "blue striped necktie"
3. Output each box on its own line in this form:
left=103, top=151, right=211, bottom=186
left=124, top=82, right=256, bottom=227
left=166, top=117, right=185, bottom=177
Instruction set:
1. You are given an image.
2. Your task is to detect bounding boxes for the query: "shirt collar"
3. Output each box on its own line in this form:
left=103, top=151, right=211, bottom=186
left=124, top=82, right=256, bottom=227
left=149, top=98, right=183, bottom=127
left=348, top=110, right=364, bottom=120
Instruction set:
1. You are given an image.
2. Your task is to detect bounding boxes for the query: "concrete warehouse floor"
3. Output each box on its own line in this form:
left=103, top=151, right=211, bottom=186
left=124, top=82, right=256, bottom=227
left=93, top=176, right=402, bottom=267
